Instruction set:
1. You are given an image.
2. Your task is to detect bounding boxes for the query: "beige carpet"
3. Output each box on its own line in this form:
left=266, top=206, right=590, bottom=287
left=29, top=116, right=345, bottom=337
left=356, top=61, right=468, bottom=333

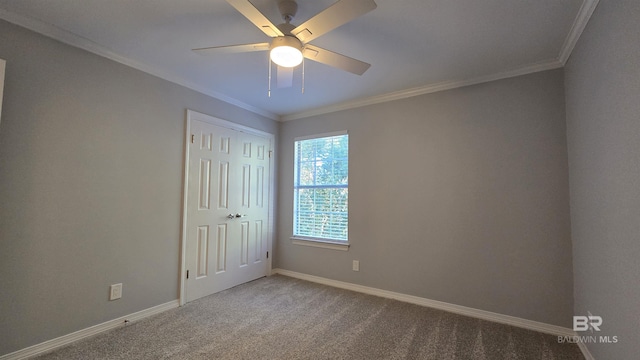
left=36, top=275, right=584, bottom=359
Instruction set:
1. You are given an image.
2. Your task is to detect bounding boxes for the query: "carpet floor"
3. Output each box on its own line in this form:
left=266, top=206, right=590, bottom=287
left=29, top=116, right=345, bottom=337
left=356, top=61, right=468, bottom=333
left=35, top=275, right=584, bottom=359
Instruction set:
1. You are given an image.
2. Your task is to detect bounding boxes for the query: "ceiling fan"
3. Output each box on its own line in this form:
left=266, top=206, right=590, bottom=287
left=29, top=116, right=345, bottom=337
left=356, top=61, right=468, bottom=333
left=193, top=0, right=377, bottom=89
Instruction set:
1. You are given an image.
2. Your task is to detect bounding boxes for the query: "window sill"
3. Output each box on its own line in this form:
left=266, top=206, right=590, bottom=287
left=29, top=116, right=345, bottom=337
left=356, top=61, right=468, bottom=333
left=290, top=237, right=350, bottom=251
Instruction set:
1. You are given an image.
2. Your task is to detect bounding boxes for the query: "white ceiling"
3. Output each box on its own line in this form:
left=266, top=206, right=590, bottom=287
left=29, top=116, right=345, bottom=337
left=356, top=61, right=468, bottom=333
left=0, top=0, right=597, bottom=120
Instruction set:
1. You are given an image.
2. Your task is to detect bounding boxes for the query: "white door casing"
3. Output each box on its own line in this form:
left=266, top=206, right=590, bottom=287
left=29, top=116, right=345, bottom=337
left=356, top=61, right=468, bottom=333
left=0, top=58, right=5, bottom=123
left=180, top=110, right=273, bottom=304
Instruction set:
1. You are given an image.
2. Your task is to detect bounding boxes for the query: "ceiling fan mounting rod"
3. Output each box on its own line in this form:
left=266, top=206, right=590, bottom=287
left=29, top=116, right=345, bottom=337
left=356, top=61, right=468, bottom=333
left=278, top=0, right=298, bottom=23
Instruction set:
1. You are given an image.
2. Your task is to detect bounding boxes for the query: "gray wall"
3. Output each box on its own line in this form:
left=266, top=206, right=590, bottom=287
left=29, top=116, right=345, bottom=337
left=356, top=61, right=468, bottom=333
left=0, top=20, right=277, bottom=355
left=11, top=1, right=640, bottom=353
left=564, top=0, right=640, bottom=358
left=276, top=69, right=574, bottom=327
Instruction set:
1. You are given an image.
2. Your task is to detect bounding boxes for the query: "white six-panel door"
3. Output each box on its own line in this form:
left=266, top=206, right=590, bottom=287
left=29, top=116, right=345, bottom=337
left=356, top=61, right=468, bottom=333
left=185, top=118, right=270, bottom=302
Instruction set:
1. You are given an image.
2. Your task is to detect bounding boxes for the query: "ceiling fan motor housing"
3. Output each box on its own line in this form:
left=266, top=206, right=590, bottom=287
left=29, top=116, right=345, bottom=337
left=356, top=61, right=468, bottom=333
left=270, top=35, right=302, bottom=52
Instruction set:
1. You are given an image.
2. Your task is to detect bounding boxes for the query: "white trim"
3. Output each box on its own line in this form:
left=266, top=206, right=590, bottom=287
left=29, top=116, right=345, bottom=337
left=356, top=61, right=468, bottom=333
left=271, top=268, right=576, bottom=337
left=0, top=1, right=598, bottom=123
left=266, top=136, right=276, bottom=275
left=558, top=0, right=600, bottom=64
left=280, top=59, right=563, bottom=121
left=178, top=110, right=191, bottom=306
left=280, top=0, right=599, bottom=122
left=0, top=281, right=594, bottom=360
left=291, top=238, right=350, bottom=251
left=0, top=58, right=5, bottom=123
left=187, top=110, right=273, bottom=138
left=577, top=342, right=595, bottom=360
left=0, top=300, right=179, bottom=360
left=294, top=130, right=348, bottom=141
left=180, top=110, right=275, bottom=306
left=0, top=9, right=278, bottom=121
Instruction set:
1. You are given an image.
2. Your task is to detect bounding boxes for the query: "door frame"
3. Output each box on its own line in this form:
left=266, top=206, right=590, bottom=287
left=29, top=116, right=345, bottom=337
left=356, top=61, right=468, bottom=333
left=179, top=109, right=275, bottom=306
left=0, top=58, right=6, bottom=123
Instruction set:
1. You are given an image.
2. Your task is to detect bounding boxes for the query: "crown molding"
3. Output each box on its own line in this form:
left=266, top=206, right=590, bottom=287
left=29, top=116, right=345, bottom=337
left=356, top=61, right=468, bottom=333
left=280, top=59, right=563, bottom=121
left=281, top=0, right=598, bottom=122
left=0, top=0, right=599, bottom=123
left=558, top=0, right=600, bottom=64
left=0, top=9, right=279, bottom=121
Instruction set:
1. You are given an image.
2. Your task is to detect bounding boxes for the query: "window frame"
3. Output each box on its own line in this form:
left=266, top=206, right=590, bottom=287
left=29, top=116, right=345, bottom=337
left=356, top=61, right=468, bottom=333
left=291, top=131, right=350, bottom=251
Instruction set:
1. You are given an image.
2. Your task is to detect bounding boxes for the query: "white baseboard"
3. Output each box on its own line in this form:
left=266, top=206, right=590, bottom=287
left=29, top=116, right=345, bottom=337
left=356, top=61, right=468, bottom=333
left=273, top=268, right=599, bottom=359
left=271, top=268, right=576, bottom=338
left=577, top=342, right=595, bottom=360
left=3, top=275, right=594, bottom=360
left=0, top=300, right=179, bottom=360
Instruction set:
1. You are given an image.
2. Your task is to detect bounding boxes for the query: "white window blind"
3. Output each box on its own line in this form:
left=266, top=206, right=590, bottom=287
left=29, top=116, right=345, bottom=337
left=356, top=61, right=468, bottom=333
left=293, top=133, right=348, bottom=242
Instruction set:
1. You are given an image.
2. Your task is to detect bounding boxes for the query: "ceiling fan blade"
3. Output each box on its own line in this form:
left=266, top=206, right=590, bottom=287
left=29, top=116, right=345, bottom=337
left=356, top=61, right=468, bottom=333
left=276, top=66, right=294, bottom=88
left=192, top=43, right=270, bottom=55
left=303, top=45, right=371, bottom=75
left=226, top=0, right=284, bottom=37
left=292, top=0, right=377, bottom=43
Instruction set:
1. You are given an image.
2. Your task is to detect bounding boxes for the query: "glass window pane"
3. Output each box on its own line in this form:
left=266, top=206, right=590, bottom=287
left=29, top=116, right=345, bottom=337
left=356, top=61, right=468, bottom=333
left=299, top=161, right=315, bottom=186
left=293, top=134, right=348, bottom=241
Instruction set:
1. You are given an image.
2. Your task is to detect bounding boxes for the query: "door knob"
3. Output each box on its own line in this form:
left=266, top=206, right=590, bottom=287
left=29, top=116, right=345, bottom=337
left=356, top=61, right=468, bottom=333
left=227, top=214, right=235, bottom=219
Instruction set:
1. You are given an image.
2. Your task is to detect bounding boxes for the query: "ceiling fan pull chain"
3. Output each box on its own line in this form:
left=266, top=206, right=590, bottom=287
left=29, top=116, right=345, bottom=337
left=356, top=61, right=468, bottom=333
left=301, top=57, right=305, bottom=94
left=268, top=56, right=272, bottom=97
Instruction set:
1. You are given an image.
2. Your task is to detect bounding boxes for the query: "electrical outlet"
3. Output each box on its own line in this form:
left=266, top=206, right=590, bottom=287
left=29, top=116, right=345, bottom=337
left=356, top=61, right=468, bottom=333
left=352, top=260, right=360, bottom=272
left=109, top=283, right=122, bottom=301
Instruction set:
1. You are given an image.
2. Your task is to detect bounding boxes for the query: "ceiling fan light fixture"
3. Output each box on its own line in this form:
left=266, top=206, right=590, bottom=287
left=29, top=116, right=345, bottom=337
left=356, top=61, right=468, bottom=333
left=270, top=36, right=303, bottom=68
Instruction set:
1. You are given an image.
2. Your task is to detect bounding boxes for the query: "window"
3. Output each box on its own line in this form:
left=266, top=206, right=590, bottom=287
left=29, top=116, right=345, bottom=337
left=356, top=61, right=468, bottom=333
left=293, top=132, right=348, bottom=243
